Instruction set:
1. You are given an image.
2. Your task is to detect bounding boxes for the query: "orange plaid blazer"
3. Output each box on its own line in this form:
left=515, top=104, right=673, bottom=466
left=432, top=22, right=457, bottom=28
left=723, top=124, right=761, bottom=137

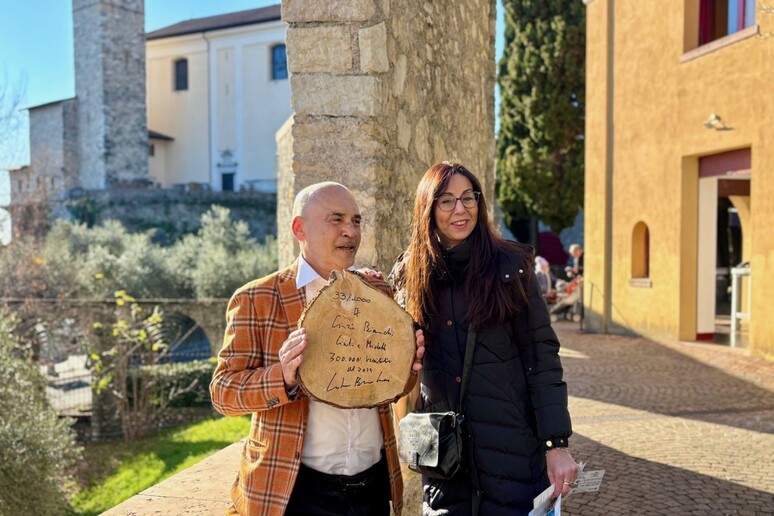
left=210, top=261, right=405, bottom=516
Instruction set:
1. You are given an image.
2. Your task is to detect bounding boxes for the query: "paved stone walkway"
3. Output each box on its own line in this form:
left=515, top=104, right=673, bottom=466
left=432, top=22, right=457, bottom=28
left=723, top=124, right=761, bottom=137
left=109, top=321, right=774, bottom=515
left=550, top=322, right=774, bottom=515
left=403, top=322, right=774, bottom=514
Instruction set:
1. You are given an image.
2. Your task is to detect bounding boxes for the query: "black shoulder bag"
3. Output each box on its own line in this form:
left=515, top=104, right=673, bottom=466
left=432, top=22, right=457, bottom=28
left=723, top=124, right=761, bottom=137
left=398, top=329, right=476, bottom=479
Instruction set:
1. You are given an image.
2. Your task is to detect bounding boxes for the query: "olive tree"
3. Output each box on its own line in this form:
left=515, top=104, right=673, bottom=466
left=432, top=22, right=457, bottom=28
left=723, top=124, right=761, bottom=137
left=0, top=309, right=80, bottom=515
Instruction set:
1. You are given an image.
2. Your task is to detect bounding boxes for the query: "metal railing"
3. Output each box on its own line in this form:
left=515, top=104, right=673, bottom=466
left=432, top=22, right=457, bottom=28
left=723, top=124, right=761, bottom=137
left=730, top=264, right=751, bottom=348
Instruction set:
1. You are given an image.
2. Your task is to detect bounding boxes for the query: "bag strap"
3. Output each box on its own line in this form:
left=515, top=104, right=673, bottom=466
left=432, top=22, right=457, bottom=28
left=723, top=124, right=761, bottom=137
left=458, top=328, right=483, bottom=513
left=458, top=328, right=476, bottom=413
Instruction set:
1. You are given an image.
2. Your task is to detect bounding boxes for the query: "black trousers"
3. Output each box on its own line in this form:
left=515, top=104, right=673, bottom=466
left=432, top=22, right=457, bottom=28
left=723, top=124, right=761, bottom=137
left=285, top=454, right=391, bottom=516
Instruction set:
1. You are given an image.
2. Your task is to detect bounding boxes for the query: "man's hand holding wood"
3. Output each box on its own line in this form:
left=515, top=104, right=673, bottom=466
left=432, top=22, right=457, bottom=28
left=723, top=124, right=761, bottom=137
left=280, top=328, right=307, bottom=389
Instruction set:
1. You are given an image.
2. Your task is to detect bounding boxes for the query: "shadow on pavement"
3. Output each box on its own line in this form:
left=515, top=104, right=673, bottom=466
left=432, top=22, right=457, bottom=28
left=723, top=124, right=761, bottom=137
left=557, top=324, right=774, bottom=435
left=564, top=433, right=774, bottom=515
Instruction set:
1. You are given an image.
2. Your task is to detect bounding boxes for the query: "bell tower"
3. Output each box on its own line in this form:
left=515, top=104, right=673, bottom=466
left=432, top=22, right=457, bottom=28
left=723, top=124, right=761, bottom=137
left=72, top=0, right=148, bottom=188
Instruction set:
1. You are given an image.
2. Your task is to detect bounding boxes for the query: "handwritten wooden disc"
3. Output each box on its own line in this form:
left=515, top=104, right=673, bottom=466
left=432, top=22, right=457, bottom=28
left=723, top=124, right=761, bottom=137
left=297, top=270, right=416, bottom=409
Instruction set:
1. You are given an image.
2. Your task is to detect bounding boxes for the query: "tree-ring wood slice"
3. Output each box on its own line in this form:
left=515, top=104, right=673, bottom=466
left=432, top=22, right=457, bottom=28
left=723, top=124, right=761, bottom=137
left=297, top=270, right=416, bottom=409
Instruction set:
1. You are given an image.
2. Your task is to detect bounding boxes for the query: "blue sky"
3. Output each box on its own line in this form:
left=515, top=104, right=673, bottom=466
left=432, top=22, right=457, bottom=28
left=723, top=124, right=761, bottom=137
left=0, top=1, right=504, bottom=168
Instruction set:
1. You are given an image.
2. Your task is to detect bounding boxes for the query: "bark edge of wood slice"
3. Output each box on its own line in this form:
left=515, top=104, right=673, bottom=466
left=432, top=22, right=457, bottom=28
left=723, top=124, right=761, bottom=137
left=297, top=270, right=415, bottom=409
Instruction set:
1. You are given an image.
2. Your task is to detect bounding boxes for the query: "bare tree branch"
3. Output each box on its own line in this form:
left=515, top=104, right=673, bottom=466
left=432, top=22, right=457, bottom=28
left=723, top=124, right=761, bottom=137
left=0, top=73, right=28, bottom=168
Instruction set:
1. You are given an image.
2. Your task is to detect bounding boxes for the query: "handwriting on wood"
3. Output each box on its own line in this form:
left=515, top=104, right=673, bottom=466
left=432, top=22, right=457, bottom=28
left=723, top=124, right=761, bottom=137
left=297, top=270, right=416, bottom=408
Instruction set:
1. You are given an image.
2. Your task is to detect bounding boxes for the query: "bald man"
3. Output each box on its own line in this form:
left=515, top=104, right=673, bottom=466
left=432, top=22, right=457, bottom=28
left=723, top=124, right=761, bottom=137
left=210, top=182, right=424, bottom=516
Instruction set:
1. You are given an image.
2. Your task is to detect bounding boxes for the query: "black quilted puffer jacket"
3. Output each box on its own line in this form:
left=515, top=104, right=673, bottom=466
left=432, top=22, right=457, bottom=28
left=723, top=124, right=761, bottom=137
left=394, top=240, right=572, bottom=515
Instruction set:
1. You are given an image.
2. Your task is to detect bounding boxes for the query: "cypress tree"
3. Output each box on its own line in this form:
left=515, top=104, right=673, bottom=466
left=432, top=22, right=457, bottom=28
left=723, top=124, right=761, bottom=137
left=497, top=0, right=585, bottom=234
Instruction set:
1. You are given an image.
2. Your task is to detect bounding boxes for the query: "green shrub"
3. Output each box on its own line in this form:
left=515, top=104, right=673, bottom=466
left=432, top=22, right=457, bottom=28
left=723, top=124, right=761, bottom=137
left=0, top=206, right=277, bottom=301
left=0, top=309, right=81, bottom=515
left=43, top=219, right=190, bottom=299
left=0, top=235, right=49, bottom=298
left=90, top=292, right=219, bottom=441
left=167, top=205, right=277, bottom=298
left=142, top=358, right=217, bottom=408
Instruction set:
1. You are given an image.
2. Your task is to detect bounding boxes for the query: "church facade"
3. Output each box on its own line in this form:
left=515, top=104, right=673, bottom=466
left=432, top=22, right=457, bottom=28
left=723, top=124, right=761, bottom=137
left=145, top=6, right=290, bottom=192
left=10, top=3, right=290, bottom=205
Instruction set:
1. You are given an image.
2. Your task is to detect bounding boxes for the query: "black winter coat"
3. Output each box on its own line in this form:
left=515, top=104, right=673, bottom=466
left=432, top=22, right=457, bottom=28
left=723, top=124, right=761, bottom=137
left=397, top=241, right=571, bottom=515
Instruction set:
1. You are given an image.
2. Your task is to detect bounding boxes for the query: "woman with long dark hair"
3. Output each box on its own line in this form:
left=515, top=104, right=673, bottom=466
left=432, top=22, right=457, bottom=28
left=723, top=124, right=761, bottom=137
left=391, top=162, right=577, bottom=515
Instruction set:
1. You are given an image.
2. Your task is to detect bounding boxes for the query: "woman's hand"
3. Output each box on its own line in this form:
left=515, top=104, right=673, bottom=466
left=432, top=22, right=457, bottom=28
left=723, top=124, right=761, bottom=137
left=413, top=329, right=425, bottom=373
left=546, top=448, right=579, bottom=498
left=357, top=267, right=383, bottom=279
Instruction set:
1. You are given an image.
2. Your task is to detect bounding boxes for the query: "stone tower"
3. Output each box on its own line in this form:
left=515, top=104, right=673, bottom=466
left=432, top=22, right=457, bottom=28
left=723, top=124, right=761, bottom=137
left=72, top=0, right=148, bottom=189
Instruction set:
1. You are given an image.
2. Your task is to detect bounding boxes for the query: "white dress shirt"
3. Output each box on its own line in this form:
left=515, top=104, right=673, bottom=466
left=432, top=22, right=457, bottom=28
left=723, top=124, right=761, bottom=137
left=296, top=254, right=384, bottom=475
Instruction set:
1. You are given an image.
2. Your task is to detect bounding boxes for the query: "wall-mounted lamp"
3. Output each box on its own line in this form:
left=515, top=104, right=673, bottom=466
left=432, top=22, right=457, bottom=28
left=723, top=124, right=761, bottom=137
left=703, top=113, right=728, bottom=130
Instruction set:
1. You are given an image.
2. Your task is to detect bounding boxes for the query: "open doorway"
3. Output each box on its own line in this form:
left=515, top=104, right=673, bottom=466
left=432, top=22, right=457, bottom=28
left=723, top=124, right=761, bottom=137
left=715, top=179, right=750, bottom=345
left=715, top=195, right=745, bottom=314
left=695, top=148, right=751, bottom=345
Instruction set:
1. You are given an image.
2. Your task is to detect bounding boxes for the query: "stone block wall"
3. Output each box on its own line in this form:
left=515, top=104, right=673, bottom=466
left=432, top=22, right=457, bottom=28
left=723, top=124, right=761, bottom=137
left=276, top=116, right=298, bottom=265
left=62, top=100, right=80, bottom=192
left=26, top=99, right=80, bottom=201
left=28, top=104, right=65, bottom=197
left=72, top=0, right=148, bottom=189
left=61, top=189, right=277, bottom=245
left=279, top=0, right=496, bottom=272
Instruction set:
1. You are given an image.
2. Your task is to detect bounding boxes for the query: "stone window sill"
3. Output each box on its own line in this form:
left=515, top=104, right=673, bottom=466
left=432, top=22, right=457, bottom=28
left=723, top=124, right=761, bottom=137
left=629, top=278, right=652, bottom=288
left=681, top=25, right=759, bottom=63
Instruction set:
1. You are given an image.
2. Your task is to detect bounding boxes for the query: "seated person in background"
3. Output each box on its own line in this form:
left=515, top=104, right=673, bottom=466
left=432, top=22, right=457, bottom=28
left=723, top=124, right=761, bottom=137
left=567, top=244, right=584, bottom=278
left=535, top=255, right=554, bottom=297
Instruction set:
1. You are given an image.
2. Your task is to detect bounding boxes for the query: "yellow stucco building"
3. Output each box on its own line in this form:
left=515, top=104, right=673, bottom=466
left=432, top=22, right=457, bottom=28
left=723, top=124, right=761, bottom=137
left=584, top=0, right=774, bottom=358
